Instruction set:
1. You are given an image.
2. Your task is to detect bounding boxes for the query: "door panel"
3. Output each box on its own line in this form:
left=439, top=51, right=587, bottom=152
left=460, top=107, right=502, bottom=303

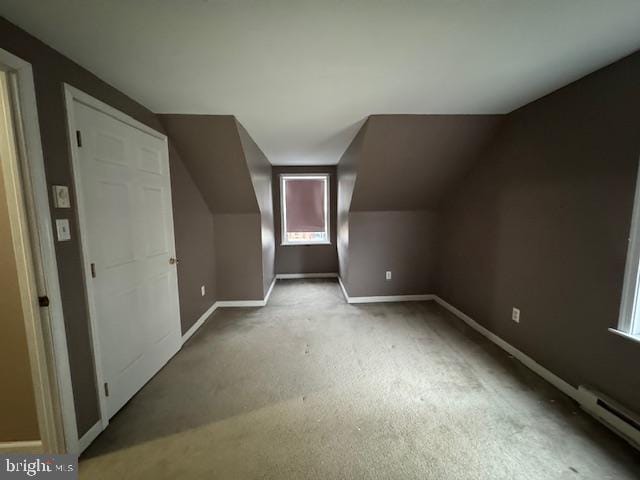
left=102, top=287, right=142, bottom=375
left=97, top=181, right=135, bottom=267
left=147, top=272, right=174, bottom=344
left=141, top=186, right=168, bottom=257
left=73, top=101, right=181, bottom=420
left=138, top=146, right=164, bottom=175
left=95, top=131, right=127, bottom=167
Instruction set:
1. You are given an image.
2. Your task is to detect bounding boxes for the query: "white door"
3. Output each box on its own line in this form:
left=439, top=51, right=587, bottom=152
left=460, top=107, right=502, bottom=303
left=73, top=101, right=181, bottom=419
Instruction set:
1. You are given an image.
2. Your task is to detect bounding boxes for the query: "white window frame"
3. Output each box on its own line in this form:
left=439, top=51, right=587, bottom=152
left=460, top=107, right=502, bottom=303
left=280, top=173, right=330, bottom=246
left=612, top=159, right=640, bottom=344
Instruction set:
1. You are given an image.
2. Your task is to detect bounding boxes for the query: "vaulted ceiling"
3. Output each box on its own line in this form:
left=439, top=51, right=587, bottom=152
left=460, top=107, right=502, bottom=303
left=2, top=1, right=640, bottom=165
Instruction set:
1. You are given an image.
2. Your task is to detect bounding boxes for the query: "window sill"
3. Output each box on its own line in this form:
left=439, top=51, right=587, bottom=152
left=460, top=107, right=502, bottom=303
left=608, top=328, right=640, bottom=345
left=281, top=242, right=332, bottom=247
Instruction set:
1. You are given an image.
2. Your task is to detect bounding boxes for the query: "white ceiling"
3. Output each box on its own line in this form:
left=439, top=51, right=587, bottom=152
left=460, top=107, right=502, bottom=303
left=2, top=1, right=640, bottom=165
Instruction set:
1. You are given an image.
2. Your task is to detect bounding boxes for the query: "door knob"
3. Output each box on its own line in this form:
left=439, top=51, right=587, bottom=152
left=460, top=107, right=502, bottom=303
left=169, top=257, right=179, bottom=265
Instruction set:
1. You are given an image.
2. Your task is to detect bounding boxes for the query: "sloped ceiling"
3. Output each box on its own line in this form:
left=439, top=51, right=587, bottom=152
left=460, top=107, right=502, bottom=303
left=236, top=122, right=272, bottom=216
left=2, top=1, right=640, bottom=165
left=348, top=115, right=503, bottom=211
left=160, top=115, right=259, bottom=214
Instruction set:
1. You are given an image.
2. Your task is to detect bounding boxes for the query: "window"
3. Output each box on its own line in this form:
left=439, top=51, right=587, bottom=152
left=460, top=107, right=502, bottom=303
left=615, top=167, right=640, bottom=343
left=280, top=174, right=329, bottom=245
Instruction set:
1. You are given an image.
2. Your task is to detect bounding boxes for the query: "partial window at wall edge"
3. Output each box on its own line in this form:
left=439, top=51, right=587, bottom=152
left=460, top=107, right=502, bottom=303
left=615, top=163, right=640, bottom=341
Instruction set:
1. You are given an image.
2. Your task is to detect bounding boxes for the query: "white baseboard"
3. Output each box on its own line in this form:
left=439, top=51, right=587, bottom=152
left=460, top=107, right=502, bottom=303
left=338, top=282, right=588, bottom=411
left=0, top=440, right=43, bottom=454
left=432, top=296, right=577, bottom=399
left=217, top=277, right=277, bottom=309
left=216, top=300, right=265, bottom=307
left=263, top=277, right=276, bottom=303
left=348, top=293, right=434, bottom=304
left=338, top=285, right=632, bottom=438
left=78, top=420, right=103, bottom=454
left=433, top=295, right=639, bottom=450
left=337, top=275, right=350, bottom=302
left=77, top=277, right=279, bottom=453
left=182, top=302, right=219, bottom=345
left=338, top=276, right=433, bottom=304
left=276, top=273, right=338, bottom=279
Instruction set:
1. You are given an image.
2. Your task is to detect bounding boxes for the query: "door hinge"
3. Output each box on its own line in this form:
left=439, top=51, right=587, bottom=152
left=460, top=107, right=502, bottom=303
left=104, top=382, right=109, bottom=397
left=38, top=295, right=50, bottom=307
left=90, top=263, right=96, bottom=278
left=76, top=130, right=82, bottom=147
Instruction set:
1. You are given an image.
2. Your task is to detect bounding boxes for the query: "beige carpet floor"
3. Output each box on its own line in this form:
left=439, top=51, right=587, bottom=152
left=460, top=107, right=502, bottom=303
left=80, top=279, right=640, bottom=479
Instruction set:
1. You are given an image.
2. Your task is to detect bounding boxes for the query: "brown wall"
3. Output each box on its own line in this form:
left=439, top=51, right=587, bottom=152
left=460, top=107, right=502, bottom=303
left=0, top=162, right=40, bottom=442
left=337, top=123, right=367, bottom=285
left=0, top=18, right=208, bottom=436
left=213, top=214, right=264, bottom=301
left=162, top=115, right=274, bottom=301
left=273, top=166, right=338, bottom=275
left=237, top=122, right=275, bottom=294
left=347, top=211, right=438, bottom=297
left=159, top=115, right=259, bottom=214
left=350, top=115, right=502, bottom=211
left=437, top=51, right=640, bottom=413
left=169, top=142, right=217, bottom=333
left=338, top=115, right=500, bottom=297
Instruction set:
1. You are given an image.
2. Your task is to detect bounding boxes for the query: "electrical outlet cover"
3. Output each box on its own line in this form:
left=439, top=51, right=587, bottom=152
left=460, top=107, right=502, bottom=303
left=512, top=307, right=520, bottom=323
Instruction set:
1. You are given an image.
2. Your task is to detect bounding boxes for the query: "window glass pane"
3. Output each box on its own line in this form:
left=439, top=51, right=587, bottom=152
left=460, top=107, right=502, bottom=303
left=282, top=175, right=328, bottom=244
left=286, top=231, right=327, bottom=243
left=285, top=179, right=325, bottom=232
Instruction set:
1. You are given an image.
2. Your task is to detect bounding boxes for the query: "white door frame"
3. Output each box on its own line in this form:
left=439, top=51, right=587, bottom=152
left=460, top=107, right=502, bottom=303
left=63, top=84, right=173, bottom=451
left=0, top=48, right=70, bottom=453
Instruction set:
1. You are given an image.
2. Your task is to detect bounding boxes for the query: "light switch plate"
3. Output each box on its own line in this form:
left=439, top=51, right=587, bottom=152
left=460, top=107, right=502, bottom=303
left=52, top=185, right=71, bottom=208
left=56, top=219, right=71, bottom=241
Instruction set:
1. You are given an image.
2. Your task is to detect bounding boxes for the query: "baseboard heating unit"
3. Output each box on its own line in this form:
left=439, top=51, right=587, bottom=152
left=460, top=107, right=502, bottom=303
left=578, top=386, right=640, bottom=449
